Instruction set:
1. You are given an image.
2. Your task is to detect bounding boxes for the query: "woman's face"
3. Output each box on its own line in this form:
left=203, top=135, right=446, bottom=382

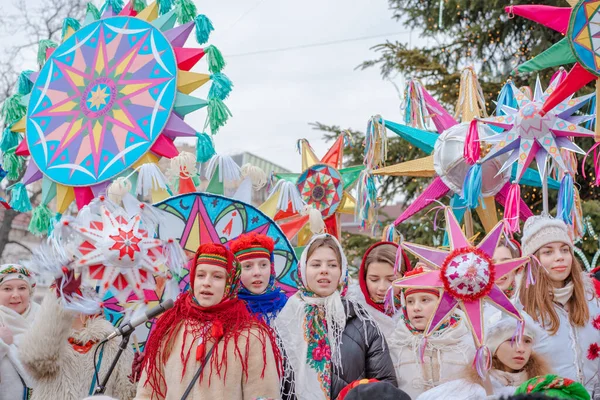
left=406, top=292, right=438, bottom=331
left=493, top=246, right=517, bottom=292
left=193, top=264, right=227, bottom=307
left=306, top=246, right=341, bottom=297
left=240, top=258, right=271, bottom=294
left=538, top=242, right=573, bottom=288
left=365, top=261, right=398, bottom=303
left=495, top=335, right=533, bottom=372
left=0, top=279, right=30, bottom=315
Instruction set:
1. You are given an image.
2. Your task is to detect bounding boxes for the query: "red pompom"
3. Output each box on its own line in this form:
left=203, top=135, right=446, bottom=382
left=229, top=232, right=275, bottom=255
left=197, top=243, right=229, bottom=258
left=593, top=315, right=600, bottom=331
left=588, top=343, right=600, bottom=360
left=403, top=266, right=425, bottom=278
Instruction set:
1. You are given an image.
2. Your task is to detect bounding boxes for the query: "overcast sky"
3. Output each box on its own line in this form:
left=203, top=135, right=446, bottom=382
left=4, top=0, right=417, bottom=172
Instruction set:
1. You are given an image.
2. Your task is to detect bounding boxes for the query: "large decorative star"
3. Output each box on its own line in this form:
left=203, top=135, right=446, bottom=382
left=394, top=207, right=529, bottom=352
left=480, top=75, right=594, bottom=184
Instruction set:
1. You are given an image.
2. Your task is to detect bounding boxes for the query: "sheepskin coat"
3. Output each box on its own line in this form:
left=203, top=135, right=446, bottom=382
left=19, top=293, right=136, bottom=400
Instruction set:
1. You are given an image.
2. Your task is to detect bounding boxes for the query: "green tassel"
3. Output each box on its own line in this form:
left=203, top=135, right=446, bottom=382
left=192, top=174, right=201, bottom=186
left=37, top=39, right=58, bottom=67
left=62, top=17, right=81, bottom=39
left=194, top=14, right=214, bottom=45
left=207, top=98, right=232, bottom=134
left=157, top=0, right=174, bottom=15
left=133, top=0, right=147, bottom=12
left=174, top=0, right=197, bottom=24
left=1, top=94, right=26, bottom=126
left=9, top=183, right=31, bottom=213
left=209, top=73, right=233, bottom=100
left=3, top=148, right=24, bottom=181
left=47, top=213, right=62, bottom=237
left=0, top=129, right=21, bottom=153
left=205, top=45, right=226, bottom=74
left=28, top=204, right=54, bottom=236
left=86, top=3, right=102, bottom=20
left=103, top=0, right=124, bottom=14
left=16, top=70, right=34, bottom=95
left=196, top=132, right=216, bottom=162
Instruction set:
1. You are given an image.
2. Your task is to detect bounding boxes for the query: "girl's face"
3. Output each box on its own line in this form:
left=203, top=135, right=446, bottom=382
left=306, top=246, right=341, bottom=297
left=406, top=292, right=438, bottom=331
left=493, top=246, right=517, bottom=292
left=193, top=264, right=227, bottom=307
left=365, top=261, right=398, bottom=303
left=0, top=279, right=30, bottom=315
left=538, top=242, right=572, bottom=288
left=240, top=258, right=271, bottom=294
left=495, top=335, right=533, bottom=372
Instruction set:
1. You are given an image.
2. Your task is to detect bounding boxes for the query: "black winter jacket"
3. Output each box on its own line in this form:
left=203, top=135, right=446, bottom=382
left=330, top=300, right=398, bottom=399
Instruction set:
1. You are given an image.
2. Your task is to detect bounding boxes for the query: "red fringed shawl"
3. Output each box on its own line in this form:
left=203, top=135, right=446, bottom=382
left=142, top=292, right=281, bottom=398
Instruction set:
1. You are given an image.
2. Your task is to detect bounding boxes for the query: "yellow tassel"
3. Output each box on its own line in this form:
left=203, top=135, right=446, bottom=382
left=454, top=66, right=487, bottom=122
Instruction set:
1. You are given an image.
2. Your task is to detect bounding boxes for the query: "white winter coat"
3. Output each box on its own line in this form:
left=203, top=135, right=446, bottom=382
left=387, top=315, right=476, bottom=399
left=19, top=293, right=136, bottom=400
left=416, top=372, right=517, bottom=400
left=0, top=301, right=39, bottom=400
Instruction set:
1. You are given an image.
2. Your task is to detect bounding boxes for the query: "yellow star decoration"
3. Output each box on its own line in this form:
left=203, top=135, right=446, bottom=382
left=88, top=85, right=110, bottom=110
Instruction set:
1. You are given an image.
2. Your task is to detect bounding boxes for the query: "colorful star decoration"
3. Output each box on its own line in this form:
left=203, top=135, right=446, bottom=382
left=394, top=208, right=529, bottom=361
left=480, top=74, right=594, bottom=184
left=71, top=206, right=166, bottom=302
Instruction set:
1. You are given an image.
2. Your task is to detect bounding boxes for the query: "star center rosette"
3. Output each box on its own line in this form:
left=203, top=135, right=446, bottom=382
left=393, top=207, right=530, bottom=377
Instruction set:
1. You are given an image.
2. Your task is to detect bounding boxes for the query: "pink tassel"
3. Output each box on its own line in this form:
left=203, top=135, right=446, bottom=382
left=473, top=346, right=491, bottom=379
left=511, top=319, right=525, bottom=345
left=464, top=119, right=480, bottom=165
left=526, top=255, right=539, bottom=288
left=393, top=246, right=403, bottom=275
left=503, top=183, right=521, bottom=233
left=419, top=336, right=428, bottom=364
left=383, top=286, right=397, bottom=315
left=582, top=142, right=600, bottom=186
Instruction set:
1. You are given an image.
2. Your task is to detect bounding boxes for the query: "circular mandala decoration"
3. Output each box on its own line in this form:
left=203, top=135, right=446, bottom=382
left=296, top=164, right=344, bottom=218
left=440, top=247, right=495, bottom=302
left=569, top=0, right=600, bottom=76
left=26, top=16, right=177, bottom=186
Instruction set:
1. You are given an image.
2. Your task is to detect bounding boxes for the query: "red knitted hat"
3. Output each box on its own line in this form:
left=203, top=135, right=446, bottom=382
left=229, top=233, right=274, bottom=262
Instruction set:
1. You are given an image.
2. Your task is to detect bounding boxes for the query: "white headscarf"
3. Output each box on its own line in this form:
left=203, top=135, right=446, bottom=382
left=275, top=234, right=349, bottom=400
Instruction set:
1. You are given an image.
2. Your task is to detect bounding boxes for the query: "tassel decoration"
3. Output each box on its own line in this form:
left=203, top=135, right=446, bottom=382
left=157, top=0, right=173, bottom=15
left=207, top=97, right=232, bottom=134
left=37, top=40, right=58, bottom=67
left=205, top=154, right=242, bottom=190
left=107, top=177, right=132, bottom=204
left=503, top=183, right=521, bottom=233
left=28, top=204, right=54, bottom=236
left=364, top=116, right=387, bottom=169
left=102, top=0, right=124, bottom=14
left=174, top=0, right=197, bottom=24
left=209, top=73, right=233, bottom=101
left=268, top=180, right=305, bottom=214
left=135, top=163, right=168, bottom=196
left=241, top=163, right=267, bottom=190
left=61, top=17, right=81, bottom=39
left=473, top=345, right=491, bottom=379
left=163, top=238, right=187, bottom=276
left=16, top=70, right=34, bottom=96
left=401, top=79, right=430, bottom=129
left=1, top=94, right=26, bottom=126
left=556, top=174, right=574, bottom=226
left=163, top=275, right=181, bottom=301
left=3, top=148, right=24, bottom=180
left=462, top=163, right=482, bottom=209
left=455, top=66, right=487, bottom=122
left=9, top=183, right=32, bottom=212
left=133, top=0, right=147, bottom=12
left=464, top=119, right=481, bottom=164
left=0, top=129, right=21, bottom=153
left=195, top=14, right=214, bottom=45
left=196, top=132, right=216, bottom=163
left=86, top=3, right=102, bottom=20
left=496, top=80, right=517, bottom=116
left=204, top=45, right=226, bottom=73
left=355, top=170, right=378, bottom=229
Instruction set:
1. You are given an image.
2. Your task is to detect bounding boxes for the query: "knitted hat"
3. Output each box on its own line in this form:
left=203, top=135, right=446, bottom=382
left=485, top=318, right=540, bottom=356
left=403, top=267, right=440, bottom=298
left=192, top=243, right=238, bottom=293
left=514, top=375, right=590, bottom=400
left=229, top=233, right=274, bottom=262
left=521, top=215, right=572, bottom=256
left=0, top=264, right=35, bottom=290
left=338, top=379, right=411, bottom=400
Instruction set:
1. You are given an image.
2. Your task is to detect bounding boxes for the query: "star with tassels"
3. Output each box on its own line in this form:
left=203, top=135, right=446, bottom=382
left=394, top=208, right=529, bottom=368
left=507, top=0, right=600, bottom=131
left=5, top=0, right=231, bottom=225
left=260, top=134, right=363, bottom=245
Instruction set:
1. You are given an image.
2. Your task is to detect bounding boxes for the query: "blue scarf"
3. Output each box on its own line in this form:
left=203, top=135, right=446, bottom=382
left=238, top=286, right=288, bottom=324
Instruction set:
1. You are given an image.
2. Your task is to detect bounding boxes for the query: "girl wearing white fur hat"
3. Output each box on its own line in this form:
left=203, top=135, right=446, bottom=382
left=415, top=318, right=551, bottom=399
left=518, top=214, right=600, bottom=393
left=0, top=264, right=39, bottom=399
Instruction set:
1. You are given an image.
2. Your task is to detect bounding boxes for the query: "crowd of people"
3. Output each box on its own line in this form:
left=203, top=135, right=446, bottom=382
left=0, top=214, right=598, bottom=400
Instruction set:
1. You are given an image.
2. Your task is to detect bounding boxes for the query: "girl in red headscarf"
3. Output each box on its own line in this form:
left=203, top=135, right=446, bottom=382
left=135, top=243, right=281, bottom=400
